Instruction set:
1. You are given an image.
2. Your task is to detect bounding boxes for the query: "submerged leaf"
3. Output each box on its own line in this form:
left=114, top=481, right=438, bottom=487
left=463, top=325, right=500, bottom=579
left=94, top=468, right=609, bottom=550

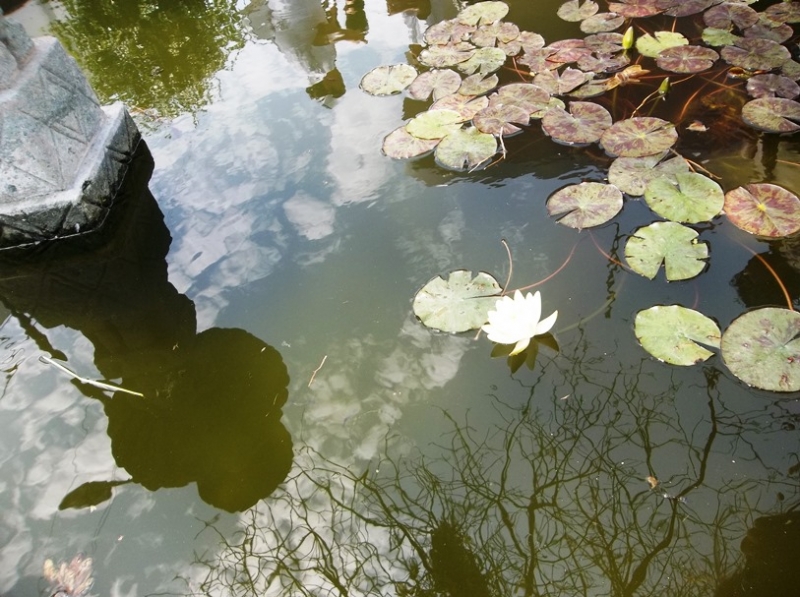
left=724, top=183, right=800, bottom=237
left=600, top=117, right=678, bottom=157
left=360, top=64, right=418, bottom=96
left=413, top=270, right=502, bottom=333
left=644, top=172, right=724, bottom=223
left=635, top=305, right=721, bottom=365
left=547, top=182, right=623, bottom=229
left=435, top=126, right=498, bottom=170
left=625, top=221, right=708, bottom=280
left=722, top=308, right=800, bottom=392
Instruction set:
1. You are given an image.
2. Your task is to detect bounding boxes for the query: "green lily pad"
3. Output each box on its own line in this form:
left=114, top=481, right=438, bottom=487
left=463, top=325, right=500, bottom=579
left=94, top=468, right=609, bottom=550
left=625, top=221, right=708, bottom=280
left=474, top=103, right=530, bottom=135
left=558, top=0, right=599, bottom=21
left=741, top=98, right=800, bottom=133
left=635, top=31, right=688, bottom=58
left=720, top=38, right=790, bottom=70
left=656, top=45, right=719, bottom=74
left=542, top=101, right=612, bottom=145
left=408, top=69, right=463, bottom=101
left=457, top=1, right=509, bottom=26
left=419, top=42, right=476, bottom=69
left=723, top=183, right=800, bottom=238
left=471, top=21, right=520, bottom=48
left=644, top=172, right=724, bottom=223
left=635, top=305, right=721, bottom=365
left=547, top=182, right=623, bottom=229
left=518, top=31, right=547, bottom=53
left=412, top=270, right=502, bottom=333
left=406, top=109, right=464, bottom=140
left=424, top=19, right=476, bottom=45
left=580, top=12, right=625, bottom=33
left=746, top=74, right=800, bottom=99
left=435, top=126, right=498, bottom=171
left=608, top=0, right=663, bottom=18
left=600, top=117, right=678, bottom=157
left=457, top=46, right=508, bottom=75
left=608, top=152, right=690, bottom=196
left=360, top=64, right=418, bottom=96
left=459, top=73, right=499, bottom=95
left=702, top=27, right=740, bottom=47
left=722, top=308, right=800, bottom=392
left=431, top=94, right=490, bottom=120
left=382, top=127, right=439, bottom=159
left=533, top=67, right=591, bottom=95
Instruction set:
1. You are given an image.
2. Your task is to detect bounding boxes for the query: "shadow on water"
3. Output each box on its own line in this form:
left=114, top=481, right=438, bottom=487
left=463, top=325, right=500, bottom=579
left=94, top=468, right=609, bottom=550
left=0, top=142, right=293, bottom=513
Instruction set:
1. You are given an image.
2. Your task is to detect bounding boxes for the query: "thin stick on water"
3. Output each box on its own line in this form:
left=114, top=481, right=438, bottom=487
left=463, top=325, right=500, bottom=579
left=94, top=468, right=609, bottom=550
left=500, top=238, right=513, bottom=295
left=308, top=355, right=328, bottom=388
left=39, top=355, right=144, bottom=397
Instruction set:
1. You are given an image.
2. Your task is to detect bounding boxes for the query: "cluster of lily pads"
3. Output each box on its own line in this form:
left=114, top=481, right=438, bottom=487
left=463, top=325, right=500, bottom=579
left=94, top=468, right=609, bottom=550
left=361, top=0, right=800, bottom=392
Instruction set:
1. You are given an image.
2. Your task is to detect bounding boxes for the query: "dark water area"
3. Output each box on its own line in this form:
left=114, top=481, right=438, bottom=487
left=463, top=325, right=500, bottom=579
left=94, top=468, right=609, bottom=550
left=1, top=0, right=800, bottom=595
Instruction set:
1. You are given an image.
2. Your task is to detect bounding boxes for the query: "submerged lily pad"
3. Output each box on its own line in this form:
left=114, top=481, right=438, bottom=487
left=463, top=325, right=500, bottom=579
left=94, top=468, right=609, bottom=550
left=656, top=45, right=719, bottom=73
left=724, top=183, right=800, bottom=237
left=408, top=69, right=463, bottom=101
left=721, top=38, right=790, bottom=70
left=741, top=98, right=800, bottom=133
left=406, top=109, right=464, bottom=140
left=412, top=270, right=502, bottom=333
left=635, top=31, right=688, bottom=58
left=644, top=172, right=724, bottom=223
left=435, top=126, right=498, bottom=171
left=457, top=1, right=510, bottom=26
left=635, top=305, right=721, bottom=365
left=608, top=152, right=690, bottom=196
left=542, top=101, right=612, bottom=145
left=600, top=117, right=678, bottom=157
left=382, top=127, right=439, bottom=159
left=625, top=221, right=708, bottom=280
left=547, top=182, right=623, bottom=229
left=722, top=308, right=800, bottom=392
left=558, top=0, right=599, bottom=21
left=360, top=64, right=418, bottom=96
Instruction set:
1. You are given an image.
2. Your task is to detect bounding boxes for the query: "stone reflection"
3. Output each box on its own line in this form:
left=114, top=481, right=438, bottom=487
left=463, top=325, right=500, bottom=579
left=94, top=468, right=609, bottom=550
left=47, top=0, right=244, bottom=118
left=0, top=143, right=292, bottom=513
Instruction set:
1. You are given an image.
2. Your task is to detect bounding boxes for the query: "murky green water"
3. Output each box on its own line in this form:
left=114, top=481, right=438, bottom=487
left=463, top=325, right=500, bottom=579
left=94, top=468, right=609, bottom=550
left=2, top=0, right=800, bottom=595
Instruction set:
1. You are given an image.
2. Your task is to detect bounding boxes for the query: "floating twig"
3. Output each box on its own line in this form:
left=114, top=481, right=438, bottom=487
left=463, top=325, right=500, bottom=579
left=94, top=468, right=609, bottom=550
left=39, top=355, right=144, bottom=397
left=308, top=355, right=328, bottom=388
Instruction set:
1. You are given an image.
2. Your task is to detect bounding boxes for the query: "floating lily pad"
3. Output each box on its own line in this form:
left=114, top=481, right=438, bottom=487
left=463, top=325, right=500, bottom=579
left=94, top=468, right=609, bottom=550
left=570, top=78, right=613, bottom=98
left=746, top=74, right=800, bottom=99
left=580, top=12, right=625, bottom=33
left=600, top=117, right=678, bottom=157
left=435, top=126, right=498, bottom=171
left=360, top=64, right=418, bottom=96
left=720, top=38, right=790, bottom=70
left=458, top=73, right=499, bottom=96
left=722, top=308, right=800, bottom=392
left=412, top=270, right=502, bottom=333
left=424, top=19, right=476, bottom=45
left=724, top=183, right=800, bottom=237
left=741, top=97, right=800, bottom=133
left=419, top=42, right=476, bottom=68
left=474, top=103, right=530, bottom=135
left=743, top=22, right=794, bottom=44
left=584, top=32, right=624, bottom=54
left=518, top=31, right=547, bottom=53
left=534, top=67, right=591, bottom=95
left=578, top=52, right=631, bottom=74
left=431, top=94, right=489, bottom=120
left=382, top=127, right=439, bottom=159
left=471, top=21, right=520, bottom=49
left=458, top=1, right=510, bottom=26
left=406, top=109, right=464, bottom=140
left=656, top=45, right=719, bottom=73
left=408, top=69, right=463, bottom=102
left=625, top=221, right=708, bottom=280
left=635, top=31, right=688, bottom=58
left=518, top=47, right=560, bottom=73
left=657, top=0, right=717, bottom=17
left=635, top=305, right=721, bottom=365
left=608, top=152, right=690, bottom=196
left=703, top=2, right=759, bottom=29
left=644, top=172, right=724, bottom=223
left=457, top=46, right=508, bottom=75
left=494, top=83, right=558, bottom=117
left=608, top=0, right=663, bottom=17
left=783, top=60, right=800, bottom=81
left=764, top=1, right=800, bottom=24
left=542, top=101, right=612, bottom=145
left=547, top=182, right=623, bottom=229
left=702, top=27, right=740, bottom=47
left=558, top=0, right=599, bottom=21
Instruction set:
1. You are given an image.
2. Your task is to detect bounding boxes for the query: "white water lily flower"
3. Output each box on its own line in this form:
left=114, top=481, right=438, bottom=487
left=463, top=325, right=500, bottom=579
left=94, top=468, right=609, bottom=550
left=481, top=290, right=558, bottom=355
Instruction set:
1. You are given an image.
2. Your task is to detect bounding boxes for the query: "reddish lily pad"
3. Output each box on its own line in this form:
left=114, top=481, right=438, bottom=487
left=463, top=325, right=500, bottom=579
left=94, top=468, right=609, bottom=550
left=542, top=101, right=612, bottom=145
left=580, top=12, right=625, bottom=33
left=570, top=78, right=614, bottom=99
left=546, top=182, right=623, bottom=229
left=644, top=172, right=724, bottom=223
left=636, top=31, right=688, bottom=58
left=434, top=126, right=498, bottom=171
left=783, top=60, right=800, bottom=81
left=518, top=48, right=560, bottom=73
left=533, top=67, right=591, bottom=95
left=360, top=64, right=418, bottom=96
left=471, top=22, right=521, bottom=49
left=600, top=117, right=678, bottom=157
left=608, top=0, right=663, bottom=17
left=723, top=183, right=800, bottom=238
left=625, top=221, right=709, bottom=281
left=608, top=152, right=690, bottom=196
left=743, top=22, right=794, bottom=44
left=382, top=127, right=439, bottom=159
left=424, top=19, right=476, bottom=45
left=657, top=0, right=718, bottom=17
left=458, top=1, right=510, bottom=26
left=656, top=45, right=719, bottom=74
left=703, top=2, right=759, bottom=29
left=408, top=69, right=463, bottom=101
left=746, top=74, right=800, bottom=99
left=578, top=53, right=631, bottom=74
left=458, top=73, right=499, bottom=96
left=558, top=0, right=599, bottom=22
left=764, top=1, right=800, bottom=24
left=406, top=109, right=464, bottom=140
left=419, top=42, right=477, bottom=68
left=721, top=308, right=800, bottom=392
left=474, top=103, right=530, bottom=136
left=430, top=94, right=490, bottom=121
left=635, top=305, right=721, bottom=365
left=494, top=83, right=558, bottom=118
left=720, top=38, right=790, bottom=70
left=584, top=32, right=624, bottom=54
left=741, top=98, right=800, bottom=133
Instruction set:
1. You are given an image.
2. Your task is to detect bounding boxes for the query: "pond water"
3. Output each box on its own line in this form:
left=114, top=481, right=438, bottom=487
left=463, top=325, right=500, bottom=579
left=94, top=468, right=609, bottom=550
left=3, top=0, right=800, bottom=595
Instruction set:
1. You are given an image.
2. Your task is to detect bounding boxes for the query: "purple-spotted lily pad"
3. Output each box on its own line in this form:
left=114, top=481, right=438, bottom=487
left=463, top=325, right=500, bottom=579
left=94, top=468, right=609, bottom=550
left=703, top=2, right=759, bottom=29
left=431, top=94, right=490, bottom=121
left=435, top=126, right=498, bottom=171
left=580, top=12, right=625, bottom=33
left=644, top=172, right=724, bottom=223
left=518, top=48, right=560, bottom=73
left=584, top=32, right=624, bottom=54
left=458, top=1, right=510, bottom=26
left=471, top=22, right=521, bottom=49
left=459, top=73, right=499, bottom=96
left=600, top=117, right=678, bottom=157
left=557, top=0, right=599, bottom=22
left=542, top=101, right=612, bottom=145
left=746, top=74, right=800, bottom=99
left=457, top=46, right=507, bottom=75
left=418, top=42, right=477, bottom=69
left=382, top=127, right=439, bottom=159
left=494, top=83, right=559, bottom=118
left=742, top=22, right=794, bottom=43
left=608, top=0, right=663, bottom=18
left=608, top=152, right=690, bottom=196
left=408, top=69, right=463, bottom=101
left=578, top=53, right=631, bottom=74
left=702, top=27, right=741, bottom=47
left=783, top=60, right=800, bottom=81
left=657, top=0, right=719, bottom=17
left=724, top=183, right=800, bottom=237
left=474, top=103, right=531, bottom=136
left=722, top=308, right=800, bottom=392
left=636, top=31, right=688, bottom=58
left=625, top=221, right=708, bottom=280
left=720, top=38, right=790, bottom=70
left=635, top=305, right=721, bottom=365
left=570, top=78, right=614, bottom=98
left=741, top=97, right=800, bottom=133
left=413, top=270, right=502, bottom=333
left=764, top=1, right=800, bottom=24
left=360, top=64, right=418, bottom=96
left=546, top=182, right=623, bottom=229
left=533, top=67, right=592, bottom=95
left=406, top=109, right=464, bottom=140
left=656, top=45, right=719, bottom=74
left=424, top=19, right=476, bottom=45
